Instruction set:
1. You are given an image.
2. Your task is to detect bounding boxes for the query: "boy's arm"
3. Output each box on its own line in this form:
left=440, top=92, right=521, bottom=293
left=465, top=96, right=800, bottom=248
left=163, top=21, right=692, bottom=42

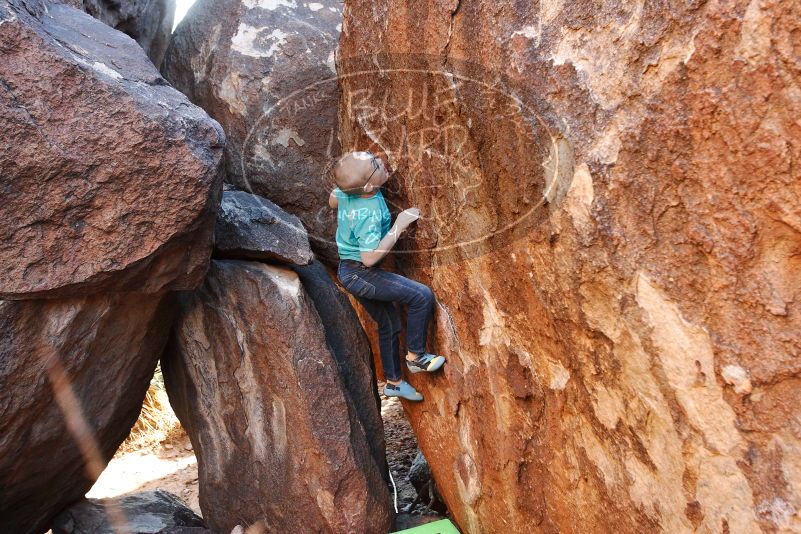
left=328, top=189, right=339, bottom=209
left=360, top=208, right=419, bottom=267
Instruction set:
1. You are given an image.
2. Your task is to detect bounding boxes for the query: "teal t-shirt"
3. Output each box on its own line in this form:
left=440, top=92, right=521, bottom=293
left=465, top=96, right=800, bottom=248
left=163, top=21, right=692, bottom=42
left=334, top=187, right=392, bottom=261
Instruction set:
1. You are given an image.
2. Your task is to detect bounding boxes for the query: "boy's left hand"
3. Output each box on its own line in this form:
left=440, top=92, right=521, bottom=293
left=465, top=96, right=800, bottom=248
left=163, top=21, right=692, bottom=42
left=396, top=207, right=420, bottom=229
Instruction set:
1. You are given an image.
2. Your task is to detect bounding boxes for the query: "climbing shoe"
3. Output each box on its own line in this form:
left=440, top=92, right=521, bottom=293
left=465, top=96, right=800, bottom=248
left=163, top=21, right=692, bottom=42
left=406, top=352, right=446, bottom=374
left=383, top=380, right=423, bottom=401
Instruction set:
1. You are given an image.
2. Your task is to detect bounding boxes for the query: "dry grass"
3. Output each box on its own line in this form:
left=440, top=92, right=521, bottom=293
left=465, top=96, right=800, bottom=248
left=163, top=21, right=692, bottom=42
left=119, top=364, right=185, bottom=454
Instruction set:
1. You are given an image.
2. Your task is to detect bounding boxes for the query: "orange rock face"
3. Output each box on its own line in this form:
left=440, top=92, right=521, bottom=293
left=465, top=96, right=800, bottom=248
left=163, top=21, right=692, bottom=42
left=336, top=0, right=801, bottom=532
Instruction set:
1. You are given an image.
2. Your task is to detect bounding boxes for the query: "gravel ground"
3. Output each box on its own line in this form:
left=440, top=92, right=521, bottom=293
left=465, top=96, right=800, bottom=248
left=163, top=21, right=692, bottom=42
left=379, top=382, right=446, bottom=530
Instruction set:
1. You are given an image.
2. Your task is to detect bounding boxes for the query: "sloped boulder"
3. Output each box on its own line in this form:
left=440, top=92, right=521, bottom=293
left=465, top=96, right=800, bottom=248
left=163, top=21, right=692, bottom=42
left=337, top=0, right=801, bottom=532
left=81, top=0, right=175, bottom=67
left=0, top=0, right=224, bottom=300
left=52, top=490, right=205, bottom=534
left=0, top=292, right=174, bottom=534
left=288, top=259, right=387, bottom=480
left=162, top=260, right=392, bottom=533
left=162, top=0, right=341, bottom=261
left=214, top=189, right=313, bottom=265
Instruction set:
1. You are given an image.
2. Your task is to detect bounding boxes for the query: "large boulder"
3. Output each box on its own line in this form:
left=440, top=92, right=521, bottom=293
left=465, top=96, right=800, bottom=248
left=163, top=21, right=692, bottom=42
left=214, top=189, right=313, bottom=265
left=0, top=292, right=174, bottom=534
left=162, top=0, right=342, bottom=261
left=81, top=0, right=175, bottom=67
left=0, top=0, right=224, bottom=300
left=337, top=1, right=801, bottom=533
left=162, top=260, right=393, bottom=533
left=288, top=259, right=387, bottom=480
left=52, top=490, right=206, bottom=534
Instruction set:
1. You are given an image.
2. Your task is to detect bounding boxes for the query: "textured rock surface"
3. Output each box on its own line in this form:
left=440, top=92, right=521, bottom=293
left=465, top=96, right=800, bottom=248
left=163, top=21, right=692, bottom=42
left=214, top=189, right=313, bottom=265
left=52, top=490, right=206, bottom=534
left=162, top=260, right=392, bottom=533
left=338, top=0, right=801, bottom=533
left=157, top=528, right=211, bottom=534
left=157, top=529, right=211, bottom=534
left=162, top=0, right=341, bottom=261
left=0, top=0, right=224, bottom=300
left=408, top=451, right=446, bottom=515
left=288, top=259, right=387, bottom=480
left=81, top=0, right=175, bottom=67
left=0, top=292, right=173, bottom=534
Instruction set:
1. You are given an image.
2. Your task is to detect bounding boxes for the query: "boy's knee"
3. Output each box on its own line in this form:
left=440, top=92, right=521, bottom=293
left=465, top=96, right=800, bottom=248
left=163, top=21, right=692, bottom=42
left=419, top=285, right=435, bottom=306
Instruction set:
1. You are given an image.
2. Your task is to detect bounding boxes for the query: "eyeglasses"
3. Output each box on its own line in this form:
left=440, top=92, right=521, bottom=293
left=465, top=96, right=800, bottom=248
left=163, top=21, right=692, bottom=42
left=363, top=153, right=381, bottom=191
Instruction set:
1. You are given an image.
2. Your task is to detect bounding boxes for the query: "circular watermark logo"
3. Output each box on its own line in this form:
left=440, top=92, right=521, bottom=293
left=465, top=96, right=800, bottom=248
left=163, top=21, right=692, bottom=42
left=239, top=53, right=571, bottom=264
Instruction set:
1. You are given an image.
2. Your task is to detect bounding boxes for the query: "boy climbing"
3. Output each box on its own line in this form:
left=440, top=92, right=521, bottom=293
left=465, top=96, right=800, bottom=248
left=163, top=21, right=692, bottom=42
left=329, top=151, right=446, bottom=402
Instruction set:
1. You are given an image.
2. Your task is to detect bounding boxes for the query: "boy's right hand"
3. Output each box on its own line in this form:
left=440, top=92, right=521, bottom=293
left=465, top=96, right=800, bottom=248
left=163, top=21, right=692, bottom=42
left=396, top=207, right=420, bottom=230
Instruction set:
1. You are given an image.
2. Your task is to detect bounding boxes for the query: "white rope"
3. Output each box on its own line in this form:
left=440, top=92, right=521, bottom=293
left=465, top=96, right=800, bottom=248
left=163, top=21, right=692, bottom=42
left=388, top=467, right=398, bottom=513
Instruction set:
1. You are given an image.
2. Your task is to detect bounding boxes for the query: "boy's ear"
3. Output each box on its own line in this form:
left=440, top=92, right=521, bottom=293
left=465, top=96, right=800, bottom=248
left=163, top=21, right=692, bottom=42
left=363, top=182, right=374, bottom=192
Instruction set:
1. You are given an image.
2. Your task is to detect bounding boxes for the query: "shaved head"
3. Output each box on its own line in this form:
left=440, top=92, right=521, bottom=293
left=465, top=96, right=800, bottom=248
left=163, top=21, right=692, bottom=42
left=332, top=151, right=375, bottom=193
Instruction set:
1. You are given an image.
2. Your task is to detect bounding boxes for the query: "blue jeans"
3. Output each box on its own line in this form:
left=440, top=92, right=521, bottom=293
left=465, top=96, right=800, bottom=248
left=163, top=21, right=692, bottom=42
left=337, top=260, right=435, bottom=381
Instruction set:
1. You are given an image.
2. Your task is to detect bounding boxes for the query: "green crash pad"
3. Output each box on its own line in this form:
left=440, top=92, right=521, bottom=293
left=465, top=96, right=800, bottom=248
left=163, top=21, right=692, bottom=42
left=392, top=518, right=460, bottom=534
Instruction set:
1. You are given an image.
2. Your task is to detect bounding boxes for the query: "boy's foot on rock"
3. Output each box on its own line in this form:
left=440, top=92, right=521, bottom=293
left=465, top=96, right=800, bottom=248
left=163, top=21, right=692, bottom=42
left=406, top=352, right=446, bottom=374
left=383, top=380, right=423, bottom=401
